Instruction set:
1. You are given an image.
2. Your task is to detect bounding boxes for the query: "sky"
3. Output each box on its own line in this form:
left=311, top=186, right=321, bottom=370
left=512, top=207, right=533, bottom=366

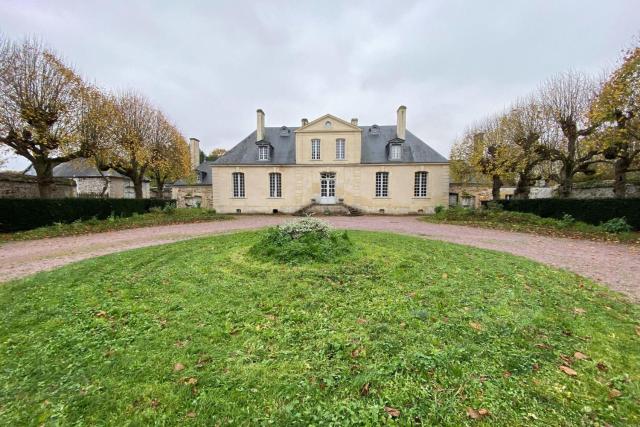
left=1, top=0, right=639, bottom=171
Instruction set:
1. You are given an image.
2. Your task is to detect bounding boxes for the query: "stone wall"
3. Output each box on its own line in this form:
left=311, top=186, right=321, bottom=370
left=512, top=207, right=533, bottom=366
left=529, top=182, right=640, bottom=199
left=172, top=184, right=213, bottom=209
left=0, top=173, right=76, bottom=198
left=449, top=183, right=515, bottom=208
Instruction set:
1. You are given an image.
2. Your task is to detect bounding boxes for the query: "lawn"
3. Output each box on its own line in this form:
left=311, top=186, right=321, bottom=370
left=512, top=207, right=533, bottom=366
left=422, top=207, right=640, bottom=245
left=0, top=208, right=231, bottom=242
left=1, top=231, right=638, bottom=425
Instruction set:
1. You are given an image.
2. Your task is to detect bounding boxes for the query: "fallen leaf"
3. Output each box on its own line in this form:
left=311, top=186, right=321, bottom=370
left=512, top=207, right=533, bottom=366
left=532, top=363, right=540, bottom=372
left=573, top=308, right=586, bottom=315
left=535, top=343, right=551, bottom=350
left=635, top=325, right=640, bottom=336
left=95, top=310, right=107, bottom=318
left=356, top=318, right=367, bottom=325
left=174, top=363, right=185, bottom=372
left=596, top=362, right=608, bottom=372
left=609, top=389, right=622, bottom=399
left=384, top=406, right=400, bottom=418
left=351, top=348, right=363, bottom=358
left=466, top=407, right=490, bottom=419
left=559, top=365, right=577, bottom=376
left=503, top=371, right=512, bottom=378
left=360, top=383, right=370, bottom=396
left=406, top=292, right=416, bottom=298
left=574, top=352, right=588, bottom=360
left=150, top=399, right=160, bottom=409
left=174, top=340, right=188, bottom=348
left=182, top=377, right=198, bottom=385
left=186, top=412, right=196, bottom=418
left=560, top=354, right=573, bottom=365
left=469, top=322, right=482, bottom=331
left=196, top=356, right=211, bottom=368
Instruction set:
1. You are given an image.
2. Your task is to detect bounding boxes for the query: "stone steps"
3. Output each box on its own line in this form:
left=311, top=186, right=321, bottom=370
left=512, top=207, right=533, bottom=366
left=293, top=202, right=364, bottom=216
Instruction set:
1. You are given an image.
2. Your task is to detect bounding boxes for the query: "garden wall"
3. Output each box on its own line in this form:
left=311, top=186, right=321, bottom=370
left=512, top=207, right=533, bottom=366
left=0, top=173, right=76, bottom=199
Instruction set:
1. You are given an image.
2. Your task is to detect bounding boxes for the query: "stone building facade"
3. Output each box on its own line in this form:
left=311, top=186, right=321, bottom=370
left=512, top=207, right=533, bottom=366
left=0, top=172, right=76, bottom=198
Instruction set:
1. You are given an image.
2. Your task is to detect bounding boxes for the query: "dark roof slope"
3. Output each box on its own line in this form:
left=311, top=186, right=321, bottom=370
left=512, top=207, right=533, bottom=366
left=25, top=158, right=127, bottom=178
left=213, top=125, right=447, bottom=165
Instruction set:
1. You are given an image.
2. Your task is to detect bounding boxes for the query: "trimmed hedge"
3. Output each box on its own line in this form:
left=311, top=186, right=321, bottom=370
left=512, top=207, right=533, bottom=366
left=497, top=198, right=640, bottom=230
left=0, top=198, right=175, bottom=232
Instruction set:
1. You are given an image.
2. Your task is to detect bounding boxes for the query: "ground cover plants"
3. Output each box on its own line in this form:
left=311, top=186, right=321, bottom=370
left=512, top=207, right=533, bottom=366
left=0, top=208, right=230, bottom=242
left=1, top=230, right=638, bottom=425
left=423, top=206, right=640, bottom=244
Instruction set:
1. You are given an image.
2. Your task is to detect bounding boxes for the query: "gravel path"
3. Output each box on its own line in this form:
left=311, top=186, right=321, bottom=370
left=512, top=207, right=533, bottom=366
left=2, top=215, right=639, bottom=301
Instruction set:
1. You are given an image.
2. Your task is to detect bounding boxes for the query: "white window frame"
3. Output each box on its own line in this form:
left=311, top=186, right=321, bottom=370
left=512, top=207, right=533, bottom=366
left=375, top=172, right=389, bottom=197
left=258, top=145, right=269, bottom=161
left=414, top=171, right=428, bottom=197
left=390, top=144, right=402, bottom=160
left=269, top=172, right=282, bottom=198
left=335, top=139, right=345, bottom=160
left=311, top=139, right=321, bottom=160
left=232, top=172, right=245, bottom=198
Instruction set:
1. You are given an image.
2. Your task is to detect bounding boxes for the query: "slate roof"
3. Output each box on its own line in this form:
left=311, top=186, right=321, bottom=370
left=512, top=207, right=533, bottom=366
left=173, top=161, right=215, bottom=186
left=24, top=158, right=129, bottom=178
left=212, top=125, right=447, bottom=165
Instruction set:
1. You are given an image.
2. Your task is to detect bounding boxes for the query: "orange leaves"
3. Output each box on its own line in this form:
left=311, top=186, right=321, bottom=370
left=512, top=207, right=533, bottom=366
left=467, top=407, right=490, bottom=420
left=573, top=351, right=588, bottom=360
left=174, top=363, right=185, bottom=372
left=384, top=406, right=400, bottom=418
left=559, top=365, right=577, bottom=376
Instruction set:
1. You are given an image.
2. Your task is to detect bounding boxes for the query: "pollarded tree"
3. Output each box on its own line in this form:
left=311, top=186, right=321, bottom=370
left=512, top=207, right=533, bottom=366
left=148, top=113, right=190, bottom=197
left=502, top=97, right=548, bottom=199
left=101, top=92, right=155, bottom=199
left=0, top=37, right=96, bottom=197
left=538, top=71, right=600, bottom=197
left=589, top=44, right=640, bottom=197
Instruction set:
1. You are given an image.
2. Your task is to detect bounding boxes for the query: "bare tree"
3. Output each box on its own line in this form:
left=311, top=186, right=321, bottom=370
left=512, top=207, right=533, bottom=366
left=0, top=37, right=95, bottom=197
left=538, top=71, right=600, bottom=197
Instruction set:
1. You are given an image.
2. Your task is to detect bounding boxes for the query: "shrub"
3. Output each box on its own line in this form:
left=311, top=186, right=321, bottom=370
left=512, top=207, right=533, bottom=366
left=600, top=217, right=632, bottom=234
left=434, top=205, right=446, bottom=214
left=498, top=198, right=640, bottom=230
left=250, top=218, right=353, bottom=264
left=558, top=213, right=575, bottom=228
left=0, top=198, right=176, bottom=232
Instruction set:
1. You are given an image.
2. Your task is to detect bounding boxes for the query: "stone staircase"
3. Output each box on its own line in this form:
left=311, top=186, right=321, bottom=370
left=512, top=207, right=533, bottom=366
left=293, top=202, right=364, bottom=216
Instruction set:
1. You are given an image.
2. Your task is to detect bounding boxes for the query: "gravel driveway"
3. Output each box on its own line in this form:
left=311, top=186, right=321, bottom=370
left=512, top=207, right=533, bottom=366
left=1, top=215, right=639, bottom=301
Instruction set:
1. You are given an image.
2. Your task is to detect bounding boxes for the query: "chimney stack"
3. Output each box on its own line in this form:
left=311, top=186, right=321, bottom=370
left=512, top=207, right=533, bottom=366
left=301, top=118, right=309, bottom=126
left=396, top=105, right=406, bottom=140
left=351, top=118, right=358, bottom=126
left=256, top=109, right=266, bottom=141
left=189, top=137, right=200, bottom=169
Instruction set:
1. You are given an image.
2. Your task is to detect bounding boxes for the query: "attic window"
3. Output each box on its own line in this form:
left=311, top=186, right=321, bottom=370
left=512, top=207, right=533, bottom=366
left=389, top=143, right=402, bottom=160
left=370, top=124, right=380, bottom=135
left=324, top=120, right=332, bottom=128
left=279, top=126, right=289, bottom=136
left=258, top=145, right=270, bottom=161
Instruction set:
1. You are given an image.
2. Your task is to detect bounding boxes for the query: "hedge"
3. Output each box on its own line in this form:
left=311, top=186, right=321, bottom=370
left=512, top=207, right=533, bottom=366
left=497, top=198, right=640, bottom=230
left=0, top=198, right=175, bottom=232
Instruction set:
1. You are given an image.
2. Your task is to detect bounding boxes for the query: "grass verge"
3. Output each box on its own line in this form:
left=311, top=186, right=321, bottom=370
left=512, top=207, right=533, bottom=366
left=0, top=208, right=231, bottom=242
left=422, top=207, right=640, bottom=244
left=0, top=231, right=638, bottom=425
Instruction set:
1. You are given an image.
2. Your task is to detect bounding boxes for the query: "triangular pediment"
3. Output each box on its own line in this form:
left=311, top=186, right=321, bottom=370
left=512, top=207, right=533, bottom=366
left=295, top=114, right=361, bottom=133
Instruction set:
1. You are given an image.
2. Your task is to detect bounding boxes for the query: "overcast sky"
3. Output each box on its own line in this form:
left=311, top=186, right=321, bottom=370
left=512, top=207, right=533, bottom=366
left=1, top=0, right=639, bottom=170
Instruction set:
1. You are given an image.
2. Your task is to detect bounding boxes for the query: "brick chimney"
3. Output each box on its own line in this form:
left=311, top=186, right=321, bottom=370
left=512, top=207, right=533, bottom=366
left=351, top=118, right=358, bottom=126
left=396, top=105, right=406, bottom=140
left=189, top=137, right=200, bottom=169
left=256, top=109, right=265, bottom=141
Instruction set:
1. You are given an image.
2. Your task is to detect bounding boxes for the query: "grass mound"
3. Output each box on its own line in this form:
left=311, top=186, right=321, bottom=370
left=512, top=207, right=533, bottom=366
left=249, top=217, right=353, bottom=263
left=0, top=231, right=638, bottom=425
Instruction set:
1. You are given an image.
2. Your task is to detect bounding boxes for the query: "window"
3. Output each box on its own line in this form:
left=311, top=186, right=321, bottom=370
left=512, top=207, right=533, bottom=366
left=375, top=172, right=389, bottom=197
left=335, top=139, right=345, bottom=160
left=390, top=144, right=402, bottom=160
left=269, top=172, right=282, bottom=198
left=414, top=171, right=428, bottom=197
left=258, top=145, right=269, bottom=161
left=311, top=139, right=321, bottom=160
left=232, top=172, right=245, bottom=198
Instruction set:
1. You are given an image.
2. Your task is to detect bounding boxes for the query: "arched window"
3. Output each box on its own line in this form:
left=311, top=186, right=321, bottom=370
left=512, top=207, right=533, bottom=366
left=232, top=172, right=245, bottom=198
left=269, top=172, right=282, bottom=198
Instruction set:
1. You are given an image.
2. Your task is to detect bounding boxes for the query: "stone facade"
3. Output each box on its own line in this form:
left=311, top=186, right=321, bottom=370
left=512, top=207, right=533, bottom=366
left=172, top=184, right=213, bottom=209
left=0, top=173, right=76, bottom=198
left=448, top=183, right=515, bottom=208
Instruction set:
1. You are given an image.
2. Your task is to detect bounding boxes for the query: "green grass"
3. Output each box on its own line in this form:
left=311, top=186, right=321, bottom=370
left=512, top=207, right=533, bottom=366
left=1, top=231, right=638, bottom=425
left=423, top=207, right=640, bottom=245
left=0, top=208, right=231, bottom=242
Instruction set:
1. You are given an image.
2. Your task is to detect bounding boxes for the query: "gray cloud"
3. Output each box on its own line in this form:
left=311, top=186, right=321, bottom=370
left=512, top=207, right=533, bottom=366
left=1, top=0, right=639, bottom=170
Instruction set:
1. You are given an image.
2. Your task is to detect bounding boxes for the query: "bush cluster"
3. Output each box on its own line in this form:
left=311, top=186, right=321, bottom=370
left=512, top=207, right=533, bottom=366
left=0, top=198, right=175, bottom=232
left=250, top=218, right=353, bottom=264
left=497, top=198, right=640, bottom=231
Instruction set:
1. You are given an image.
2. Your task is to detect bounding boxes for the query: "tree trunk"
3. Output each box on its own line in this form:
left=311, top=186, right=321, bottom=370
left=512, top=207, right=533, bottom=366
left=557, top=162, right=574, bottom=198
left=32, top=158, right=56, bottom=198
left=491, top=174, right=503, bottom=200
left=133, top=177, right=144, bottom=199
left=514, top=173, right=530, bottom=200
left=156, top=179, right=165, bottom=199
left=613, top=157, right=630, bottom=198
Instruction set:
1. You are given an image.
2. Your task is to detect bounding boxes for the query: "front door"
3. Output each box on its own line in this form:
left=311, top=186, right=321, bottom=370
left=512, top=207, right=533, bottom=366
left=319, top=172, right=336, bottom=204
